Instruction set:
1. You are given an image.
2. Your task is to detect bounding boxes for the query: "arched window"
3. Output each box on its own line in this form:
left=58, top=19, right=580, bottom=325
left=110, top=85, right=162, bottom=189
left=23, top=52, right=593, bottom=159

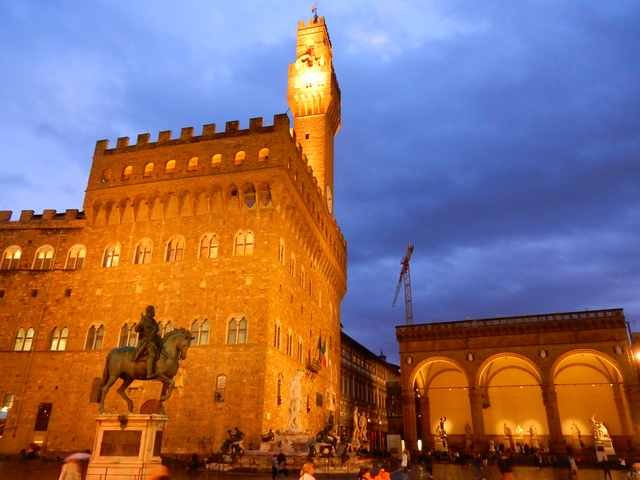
left=1, top=245, right=22, bottom=270
left=215, top=375, right=226, bottom=402
left=50, top=327, right=68, bottom=351
left=277, top=374, right=283, bottom=406
left=165, top=236, right=185, bottom=263
left=234, top=230, right=255, bottom=256
left=286, top=330, right=293, bottom=356
left=134, top=238, right=153, bottom=265
left=273, top=321, right=281, bottom=349
left=14, top=327, right=35, bottom=351
left=65, top=244, right=86, bottom=270
left=234, top=151, right=246, bottom=165
left=32, top=245, right=55, bottom=270
left=144, top=162, right=154, bottom=177
left=229, top=184, right=240, bottom=205
left=165, top=159, right=176, bottom=173
left=122, top=165, right=133, bottom=180
left=85, top=325, right=104, bottom=351
left=103, top=243, right=120, bottom=268
left=119, top=324, right=138, bottom=347
left=326, top=186, right=333, bottom=213
left=297, top=337, right=304, bottom=363
left=187, top=157, right=199, bottom=171
left=278, top=238, right=285, bottom=265
left=211, top=153, right=222, bottom=166
left=200, top=319, right=209, bottom=345
left=289, top=254, right=296, bottom=277
left=259, top=183, right=272, bottom=207
left=13, top=328, right=25, bottom=351
left=191, top=318, right=209, bottom=346
left=199, top=233, right=219, bottom=259
left=243, top=184, right=256, bottom=208
left=258, top=147, right=270, bottom=161
left=227, top=317, right=248, bottom=345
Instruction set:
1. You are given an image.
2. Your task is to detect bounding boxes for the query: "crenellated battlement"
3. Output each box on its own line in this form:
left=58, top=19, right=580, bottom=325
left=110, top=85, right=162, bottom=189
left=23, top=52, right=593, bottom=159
left=0, top=208, right=85, bottom=227
left=297, top=15, right=327, bottom=29
left=95, top=114, right=290, bottom=155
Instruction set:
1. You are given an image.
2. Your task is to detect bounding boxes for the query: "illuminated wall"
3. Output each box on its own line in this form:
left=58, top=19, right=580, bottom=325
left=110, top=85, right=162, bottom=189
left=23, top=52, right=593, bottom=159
left=480, top=356, right=548, bottom=436
left=428, top=370, right=471, bottom=435
left=555, top=352, right=629, bottom=437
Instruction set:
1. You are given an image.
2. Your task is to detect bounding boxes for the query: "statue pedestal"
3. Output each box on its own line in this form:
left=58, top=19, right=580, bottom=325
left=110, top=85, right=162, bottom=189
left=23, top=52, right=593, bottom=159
left=594, top=438, right=616, bottom=461
left=433, top=435, right=448, bottom=452
left=87, top=413, right=168, bottom=480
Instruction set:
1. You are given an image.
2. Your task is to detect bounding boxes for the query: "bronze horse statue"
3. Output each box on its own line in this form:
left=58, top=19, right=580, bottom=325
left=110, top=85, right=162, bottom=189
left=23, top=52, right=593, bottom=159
left=99, top=328, right=193, bottom=413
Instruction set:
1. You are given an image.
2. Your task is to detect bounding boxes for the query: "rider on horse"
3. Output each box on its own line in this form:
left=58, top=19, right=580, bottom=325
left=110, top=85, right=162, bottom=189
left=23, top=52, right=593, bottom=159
left=134, top=305, right=163, bottom=378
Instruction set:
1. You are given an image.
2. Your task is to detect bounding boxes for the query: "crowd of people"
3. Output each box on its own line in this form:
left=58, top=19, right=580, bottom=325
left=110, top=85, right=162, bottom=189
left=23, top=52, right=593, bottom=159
left=49, top=443, right=640, bottom=480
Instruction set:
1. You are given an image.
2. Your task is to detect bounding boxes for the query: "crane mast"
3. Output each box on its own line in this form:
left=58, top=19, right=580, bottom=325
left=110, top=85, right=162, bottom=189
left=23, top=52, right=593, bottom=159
left=392, top=244, right=415, bottom=324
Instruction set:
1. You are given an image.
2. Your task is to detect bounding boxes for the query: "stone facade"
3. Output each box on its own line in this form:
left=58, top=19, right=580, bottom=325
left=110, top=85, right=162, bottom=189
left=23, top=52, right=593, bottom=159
left=397, top=309, right=640, bottom=455
left=339, top=332, right=401, bottom=451
left=0, top=16, right=346, bottom=456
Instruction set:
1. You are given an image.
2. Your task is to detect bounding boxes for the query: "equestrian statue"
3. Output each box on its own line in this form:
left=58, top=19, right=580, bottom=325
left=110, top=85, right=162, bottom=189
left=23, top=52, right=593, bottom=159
left=99, top=305, right=194, bottom=413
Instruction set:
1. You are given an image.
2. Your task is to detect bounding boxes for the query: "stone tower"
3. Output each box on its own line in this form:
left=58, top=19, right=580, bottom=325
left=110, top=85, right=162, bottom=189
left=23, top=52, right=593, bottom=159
left=287, top=16, right=341, bottom=214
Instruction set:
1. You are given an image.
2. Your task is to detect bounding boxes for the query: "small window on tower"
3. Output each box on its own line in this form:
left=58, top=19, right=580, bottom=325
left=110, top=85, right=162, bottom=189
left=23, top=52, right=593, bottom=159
left=187, top=157, right=199, bottom=171
left=305, top=133, right=310, bottom=140
left=234, top=151, right=246, bottom=165
left=122, top=165, right=133, bottom=180
left=165, top=159, right=176, bottom=173
left=258, top=148, right=270, bottom=161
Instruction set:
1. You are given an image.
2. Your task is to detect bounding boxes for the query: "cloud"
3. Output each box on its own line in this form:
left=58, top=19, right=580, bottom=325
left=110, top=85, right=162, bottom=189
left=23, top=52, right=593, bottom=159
left=0, top=1, right=638, bottom=361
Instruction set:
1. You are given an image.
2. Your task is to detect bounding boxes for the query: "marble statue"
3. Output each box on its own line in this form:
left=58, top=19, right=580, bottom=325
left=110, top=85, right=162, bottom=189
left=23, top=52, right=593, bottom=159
left=287, top=371, right=304, bottom=432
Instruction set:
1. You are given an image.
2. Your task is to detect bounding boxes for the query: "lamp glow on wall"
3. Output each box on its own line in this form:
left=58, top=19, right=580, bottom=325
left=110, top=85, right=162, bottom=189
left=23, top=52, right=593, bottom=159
left=634, top=350, right=640, bottom=362
left=417, top=439, right=423, bottom=451
left=296, top=70, right=326, bottom=89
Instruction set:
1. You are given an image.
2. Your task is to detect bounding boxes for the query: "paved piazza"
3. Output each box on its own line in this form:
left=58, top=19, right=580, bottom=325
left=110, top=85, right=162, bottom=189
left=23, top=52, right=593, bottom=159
left=0, top=460, right=632, bottom=480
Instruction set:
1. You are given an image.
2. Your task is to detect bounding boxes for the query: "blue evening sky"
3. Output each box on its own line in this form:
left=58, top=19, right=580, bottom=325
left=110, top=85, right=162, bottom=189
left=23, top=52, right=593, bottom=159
left=1, top=1, right=639, bottom=360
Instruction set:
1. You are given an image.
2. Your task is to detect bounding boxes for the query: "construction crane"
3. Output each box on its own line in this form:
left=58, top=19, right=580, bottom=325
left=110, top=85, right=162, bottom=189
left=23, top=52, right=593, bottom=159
left=392, top=244, right=415, bottom=324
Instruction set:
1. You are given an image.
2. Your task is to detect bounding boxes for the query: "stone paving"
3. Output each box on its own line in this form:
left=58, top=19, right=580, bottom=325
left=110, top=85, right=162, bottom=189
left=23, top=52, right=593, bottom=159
left=0, top=459, right=632, bottom=480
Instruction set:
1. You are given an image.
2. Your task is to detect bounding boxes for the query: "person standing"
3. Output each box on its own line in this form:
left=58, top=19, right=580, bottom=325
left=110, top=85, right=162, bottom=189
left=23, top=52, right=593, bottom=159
left=277, top=451, right=288, bottom=478
left=568, top=454, right=579, bottom=479
left=600, top=458, right=612, bottom=480
left=272, top=455, right=279, bottom=480
left=401, top=449, right=409, bottom=473
left=299, top=462, right=316, bottom=480
left=497, top=450, right=514, bottom=480
left=57, top=459, right=82, bottom=480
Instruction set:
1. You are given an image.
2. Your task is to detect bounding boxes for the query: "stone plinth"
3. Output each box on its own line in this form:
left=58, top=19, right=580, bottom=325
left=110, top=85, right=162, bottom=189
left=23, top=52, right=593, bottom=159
left=595, top=438, right=616, bottom=461
left=86, top=414, right=168, bottom=480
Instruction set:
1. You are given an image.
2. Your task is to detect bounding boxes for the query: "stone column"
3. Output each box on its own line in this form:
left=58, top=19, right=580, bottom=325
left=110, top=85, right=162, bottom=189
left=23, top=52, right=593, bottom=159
left=541, top=383, right=565, bottom=454
left=612, top=384, right=631, bottom=436
left=624, top=383, right=640, bottom=451
left=418, top=392, right=432, bottom=449
left=401, top=389, right=417, bottom=449
left=468, top=386, right=486, bottom=449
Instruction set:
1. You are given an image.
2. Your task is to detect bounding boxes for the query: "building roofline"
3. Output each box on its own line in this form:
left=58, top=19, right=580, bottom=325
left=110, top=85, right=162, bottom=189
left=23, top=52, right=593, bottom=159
left=396, top=308, right=625, bottom=341
left=341, top=330, right=399, bottom=371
